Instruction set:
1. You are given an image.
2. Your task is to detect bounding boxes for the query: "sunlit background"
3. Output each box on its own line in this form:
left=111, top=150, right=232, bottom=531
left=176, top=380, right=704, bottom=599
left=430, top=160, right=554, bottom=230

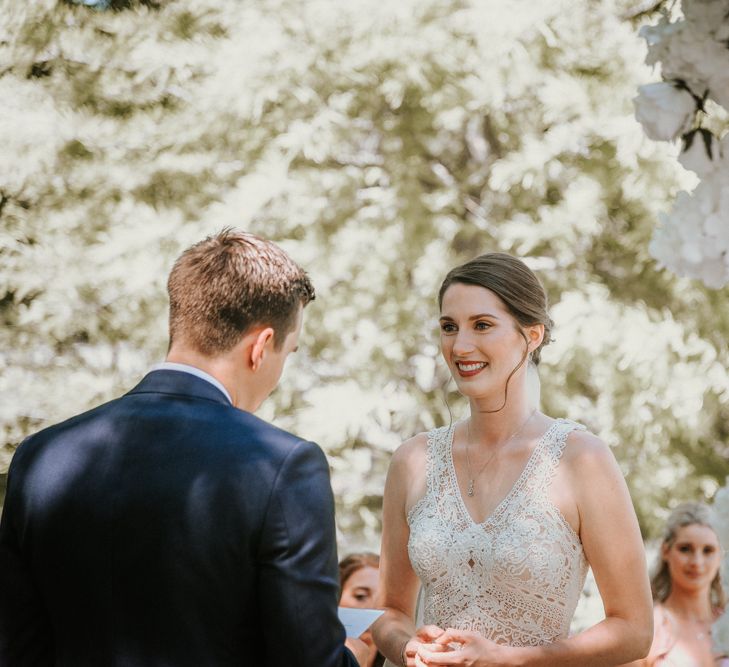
left=2, top=0, right=729, bottom=631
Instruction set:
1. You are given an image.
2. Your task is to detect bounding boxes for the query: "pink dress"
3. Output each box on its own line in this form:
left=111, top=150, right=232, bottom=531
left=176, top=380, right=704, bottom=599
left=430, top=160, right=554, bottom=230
left=650, top=605, right=729, bottom=666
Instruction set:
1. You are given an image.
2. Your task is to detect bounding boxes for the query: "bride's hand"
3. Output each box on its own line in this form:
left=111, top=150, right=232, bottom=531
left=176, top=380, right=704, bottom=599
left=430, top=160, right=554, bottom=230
left=414, top=628, right=512, bottom=666
left=402, top=625, right=446, bottom=666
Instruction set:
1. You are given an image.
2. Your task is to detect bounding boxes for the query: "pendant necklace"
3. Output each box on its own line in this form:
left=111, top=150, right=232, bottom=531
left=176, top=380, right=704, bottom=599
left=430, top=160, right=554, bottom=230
left=664, top=607, right=713, bottom=642
left=464, top=408, right=537, bottom=497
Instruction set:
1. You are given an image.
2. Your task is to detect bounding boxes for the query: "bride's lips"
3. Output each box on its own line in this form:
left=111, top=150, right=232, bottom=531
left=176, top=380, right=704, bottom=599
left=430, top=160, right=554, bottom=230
left=455, top=361, right=487, bottom=378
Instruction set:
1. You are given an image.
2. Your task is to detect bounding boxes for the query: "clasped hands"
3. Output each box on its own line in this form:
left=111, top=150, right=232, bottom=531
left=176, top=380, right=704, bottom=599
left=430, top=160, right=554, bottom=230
left=404, top=624, right=514, bottom=667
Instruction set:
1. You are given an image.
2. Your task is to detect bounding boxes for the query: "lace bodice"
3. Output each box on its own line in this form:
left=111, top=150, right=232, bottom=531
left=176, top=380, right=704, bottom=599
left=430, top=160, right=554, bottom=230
left=407, top=418, right=589, bottom=647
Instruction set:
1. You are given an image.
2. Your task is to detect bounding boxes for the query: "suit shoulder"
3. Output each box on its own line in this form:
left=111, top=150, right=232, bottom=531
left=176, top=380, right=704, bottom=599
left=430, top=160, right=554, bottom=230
left=228, top=409, right=315, bottom=453
left=11, top=397, right=123, bottom=459
left=206, top=409, right=328, bottom=479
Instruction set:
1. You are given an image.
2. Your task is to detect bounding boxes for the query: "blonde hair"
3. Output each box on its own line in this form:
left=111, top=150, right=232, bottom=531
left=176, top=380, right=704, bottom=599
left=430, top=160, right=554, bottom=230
left=651, top=501, right=726, bottom=610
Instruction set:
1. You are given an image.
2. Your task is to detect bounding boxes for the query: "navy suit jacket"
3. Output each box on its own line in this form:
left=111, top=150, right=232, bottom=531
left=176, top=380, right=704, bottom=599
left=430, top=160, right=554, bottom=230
left=0, top=370, right=358, bottom=667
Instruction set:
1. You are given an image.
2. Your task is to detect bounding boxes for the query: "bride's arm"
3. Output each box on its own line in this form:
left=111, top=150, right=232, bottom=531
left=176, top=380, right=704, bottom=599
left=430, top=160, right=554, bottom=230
left=418, top=430, right=653, bottom=667
left=616, top=605, right=669, bottom=667
left=512, top=431, right=652, bottom=665
left=372, top=435, right=442, bottom=667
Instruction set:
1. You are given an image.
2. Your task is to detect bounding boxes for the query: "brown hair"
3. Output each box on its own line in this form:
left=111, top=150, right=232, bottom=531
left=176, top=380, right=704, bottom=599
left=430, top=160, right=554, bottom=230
left=651, top=502, right=726, bottom=609
left=167, top=229, right=315, bottom=355
left=438, top=252, right=553, bottom=365
left=338, top=552, right=380, bottom=598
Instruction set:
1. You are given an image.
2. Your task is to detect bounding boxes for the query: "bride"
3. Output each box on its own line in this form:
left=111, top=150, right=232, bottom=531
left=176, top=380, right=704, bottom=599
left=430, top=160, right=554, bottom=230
left=372, top=253, right=653, bottom=666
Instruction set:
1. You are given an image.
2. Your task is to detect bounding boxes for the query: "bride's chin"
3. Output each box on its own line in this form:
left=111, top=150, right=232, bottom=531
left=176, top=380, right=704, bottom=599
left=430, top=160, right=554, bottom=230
left=456, top=382, right=500, bottom=400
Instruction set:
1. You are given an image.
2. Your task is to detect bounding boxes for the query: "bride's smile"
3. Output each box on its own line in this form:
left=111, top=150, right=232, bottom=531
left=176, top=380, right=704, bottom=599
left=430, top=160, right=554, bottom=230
left=439, top=282, right=541, bottom=409
left=374, top=252, right=653, bottom=667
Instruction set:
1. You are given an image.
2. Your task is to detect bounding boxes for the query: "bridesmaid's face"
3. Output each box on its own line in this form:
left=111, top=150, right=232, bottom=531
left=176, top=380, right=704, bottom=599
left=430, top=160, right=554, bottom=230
left=662, top=524, right=721, bottom=595
left=439, top=283, right=539, bottom=400
left=340, top=566, right=379, bottom=609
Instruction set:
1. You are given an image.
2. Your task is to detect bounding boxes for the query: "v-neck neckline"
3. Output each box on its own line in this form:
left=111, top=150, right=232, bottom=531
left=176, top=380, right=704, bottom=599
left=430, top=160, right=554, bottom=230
left=447, top=418, right=561, bottom=528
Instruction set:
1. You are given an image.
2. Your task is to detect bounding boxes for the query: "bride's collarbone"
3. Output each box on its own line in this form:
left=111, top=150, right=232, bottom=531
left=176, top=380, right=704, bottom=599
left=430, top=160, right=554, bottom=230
left=453, top=440, right=535, bottom=523
left=454, top=439, right=579, bottom=534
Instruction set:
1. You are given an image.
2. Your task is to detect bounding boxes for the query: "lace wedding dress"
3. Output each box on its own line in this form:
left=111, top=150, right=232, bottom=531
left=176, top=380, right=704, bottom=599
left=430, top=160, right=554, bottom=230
left=407, top=418, right=589, bottom=647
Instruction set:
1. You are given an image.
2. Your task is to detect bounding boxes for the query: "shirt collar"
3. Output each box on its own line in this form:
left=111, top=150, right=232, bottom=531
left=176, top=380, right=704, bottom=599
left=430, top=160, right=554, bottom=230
left=150, top=362, right=233, bottom=404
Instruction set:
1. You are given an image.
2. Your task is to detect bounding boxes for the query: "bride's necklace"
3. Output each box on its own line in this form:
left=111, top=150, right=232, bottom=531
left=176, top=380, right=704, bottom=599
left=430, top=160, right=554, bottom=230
left=464, top=409, right=537, bottom=497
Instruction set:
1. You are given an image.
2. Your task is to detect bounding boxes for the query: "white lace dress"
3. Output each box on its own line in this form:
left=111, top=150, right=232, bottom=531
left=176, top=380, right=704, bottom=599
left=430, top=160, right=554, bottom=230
left=407, top=418, right=589, bottom=647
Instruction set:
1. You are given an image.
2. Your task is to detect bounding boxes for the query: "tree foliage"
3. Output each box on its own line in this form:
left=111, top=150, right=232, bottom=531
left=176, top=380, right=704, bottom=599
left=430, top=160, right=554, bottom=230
left=2, top=0, right=728, bottom=548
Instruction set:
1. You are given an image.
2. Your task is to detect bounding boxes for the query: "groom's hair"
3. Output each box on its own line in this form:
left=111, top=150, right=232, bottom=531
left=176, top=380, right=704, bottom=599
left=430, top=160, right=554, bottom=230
left=167, top=228, right=315, bottom=355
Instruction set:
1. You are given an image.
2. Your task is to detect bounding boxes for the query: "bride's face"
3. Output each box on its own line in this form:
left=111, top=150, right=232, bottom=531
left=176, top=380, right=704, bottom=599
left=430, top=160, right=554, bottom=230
left=439, top=283, right=536, bottom=400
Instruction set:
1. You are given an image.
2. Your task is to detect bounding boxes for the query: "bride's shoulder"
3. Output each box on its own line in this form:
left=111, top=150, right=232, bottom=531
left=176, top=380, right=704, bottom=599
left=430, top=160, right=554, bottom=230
left=391, top=431, right=429, bottom=466
left=390, top=422, right=449, bottom=473
left=394, top=421, right=453, bottom=459
left=558, top=422, right=616, bottom=470
left=553, top=423, right=629, bottom=512
left=383, top=432, right=431, bottom=496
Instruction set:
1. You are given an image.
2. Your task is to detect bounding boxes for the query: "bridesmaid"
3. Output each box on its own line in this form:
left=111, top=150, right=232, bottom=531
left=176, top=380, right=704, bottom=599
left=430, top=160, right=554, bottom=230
left=626, top=502, right=728, bottom=666
left=339, top=553, right=385, bottom=667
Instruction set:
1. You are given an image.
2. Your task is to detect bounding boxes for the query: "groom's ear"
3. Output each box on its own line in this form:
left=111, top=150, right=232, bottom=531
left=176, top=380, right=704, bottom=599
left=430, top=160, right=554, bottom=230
left=249, top=327, right=275, bottom=372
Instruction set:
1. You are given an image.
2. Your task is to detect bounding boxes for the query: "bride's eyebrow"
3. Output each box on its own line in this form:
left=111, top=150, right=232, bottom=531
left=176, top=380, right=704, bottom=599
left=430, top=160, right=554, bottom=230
left=439, top=313, right=501, bottom=322
left=468, top=313, right=499, bottom=320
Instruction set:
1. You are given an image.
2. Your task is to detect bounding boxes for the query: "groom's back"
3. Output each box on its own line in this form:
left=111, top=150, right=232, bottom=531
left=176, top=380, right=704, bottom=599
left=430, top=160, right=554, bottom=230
left=1, top=231, right=354, bottom=667
left=3, top=372, right=324, bottom=666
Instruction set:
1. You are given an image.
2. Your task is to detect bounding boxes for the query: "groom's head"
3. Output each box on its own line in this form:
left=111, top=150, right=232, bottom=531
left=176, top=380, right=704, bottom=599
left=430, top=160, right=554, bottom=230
left=167, top=229, right=315, bottom=357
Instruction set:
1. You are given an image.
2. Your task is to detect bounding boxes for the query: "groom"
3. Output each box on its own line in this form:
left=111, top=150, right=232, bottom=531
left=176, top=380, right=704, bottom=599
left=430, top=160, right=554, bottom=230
left=0, top=230, right=364, bottom=666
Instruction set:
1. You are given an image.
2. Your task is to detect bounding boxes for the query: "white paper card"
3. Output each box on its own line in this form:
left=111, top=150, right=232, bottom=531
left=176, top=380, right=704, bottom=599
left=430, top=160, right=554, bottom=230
left=338, top=607, right=384, bottom=638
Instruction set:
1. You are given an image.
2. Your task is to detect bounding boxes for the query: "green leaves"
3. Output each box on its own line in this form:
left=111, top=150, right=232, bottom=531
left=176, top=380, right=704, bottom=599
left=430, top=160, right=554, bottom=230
left=2, top=0, right=727, bottom=543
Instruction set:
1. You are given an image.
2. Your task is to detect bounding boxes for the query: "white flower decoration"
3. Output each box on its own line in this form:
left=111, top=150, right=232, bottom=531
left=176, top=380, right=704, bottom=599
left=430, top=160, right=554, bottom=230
left=713, top=481, right=729, bottom=548
left=641, top=15, right=729, bottom=107
left=650, top=172, right=729, bottom=288
left=679, top=130, right=719, bottom=178
left=681, top=0, right=729, bottom=41
left=634, top=82, right=697, bottom=142
left=637, top=1, right=729, bottom=288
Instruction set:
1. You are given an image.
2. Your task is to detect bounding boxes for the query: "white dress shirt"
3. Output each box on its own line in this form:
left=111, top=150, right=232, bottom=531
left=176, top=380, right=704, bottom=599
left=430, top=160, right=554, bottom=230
left=151, top=362, right=232, bottom=404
